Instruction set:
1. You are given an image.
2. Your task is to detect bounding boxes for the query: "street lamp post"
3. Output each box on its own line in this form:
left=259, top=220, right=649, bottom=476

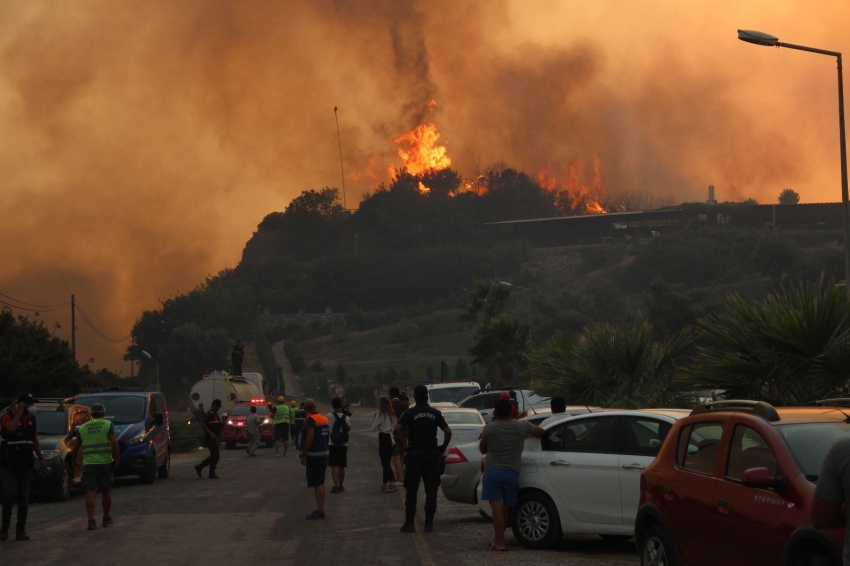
left=738, top=29, right=850, bottom=287
left=141, top=350, right=160, bottom=392
left=499, top=281, right=532, bottom=329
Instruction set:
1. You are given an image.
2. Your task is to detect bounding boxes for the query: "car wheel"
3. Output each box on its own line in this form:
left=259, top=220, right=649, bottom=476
left=139, top=457, right=157, bottom=484
left=51, top=461, right=72, bottom=502
left=511, top=491, right=562, bottom=550
left=157, top=450, right=170, bottom=479
left=791, top=551, right=836, bottom=566
left=225, top=440, right=237, bottom=450
left=641, top=525, right=681, bottom=566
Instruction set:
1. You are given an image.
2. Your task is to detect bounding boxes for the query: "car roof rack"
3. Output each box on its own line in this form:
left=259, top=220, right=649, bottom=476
left=808, top=398, right=850, bottom=407
left=690, top=400, right=780, bottom=422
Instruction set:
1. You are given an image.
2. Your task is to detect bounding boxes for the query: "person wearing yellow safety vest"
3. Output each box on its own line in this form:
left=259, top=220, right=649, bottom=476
left=273, top=396, right=291, bottom=457
left=70, top=403, right=120, bottom=531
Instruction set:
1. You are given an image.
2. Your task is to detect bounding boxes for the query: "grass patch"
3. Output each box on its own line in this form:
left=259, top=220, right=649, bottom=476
left=170, top=421, right=204, bottom=453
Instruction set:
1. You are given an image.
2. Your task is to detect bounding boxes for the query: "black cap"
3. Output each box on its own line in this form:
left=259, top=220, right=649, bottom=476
left=413, top=385, right=428, bottom=398
left=211, top=399, right=222, bottom=407
left=17, top=393, right=37, bottom=404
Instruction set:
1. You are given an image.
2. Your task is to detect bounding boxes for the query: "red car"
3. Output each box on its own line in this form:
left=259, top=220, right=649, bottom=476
left=223, top=401, right=273, bottom=449
left=636, top=400, right=847, bottom=566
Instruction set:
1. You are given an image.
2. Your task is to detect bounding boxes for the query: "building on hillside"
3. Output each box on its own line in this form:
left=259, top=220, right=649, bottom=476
left=485, top=203, right=846, bottom=247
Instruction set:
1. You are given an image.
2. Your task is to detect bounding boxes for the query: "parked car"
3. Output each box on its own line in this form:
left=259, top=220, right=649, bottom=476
left=477, top=409, right=690, bottom=549
left=459, top=389, right=550, bottom=421
left=30, top=398, right=91, bottom=501
left=441, top=408, right=594, bottom=507
left=436, top=407, right=486, bottom=448
left=423, top=382, right=482, bottom=404
left=636, top=400, right=850, bottom=566
left=519, top=406, right=601, bottom=426
left=223, top=401, right=273, bottom=449
left=75, top=388, right=171, bottom=484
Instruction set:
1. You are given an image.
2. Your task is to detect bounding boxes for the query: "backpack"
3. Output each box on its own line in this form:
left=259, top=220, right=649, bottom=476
left=330, top=413, right=349, bottom=444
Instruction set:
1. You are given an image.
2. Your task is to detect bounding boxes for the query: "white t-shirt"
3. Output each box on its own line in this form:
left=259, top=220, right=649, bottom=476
left=326, top=412, right=351, bottom=446
left=246, top=413, right=263, bottom=435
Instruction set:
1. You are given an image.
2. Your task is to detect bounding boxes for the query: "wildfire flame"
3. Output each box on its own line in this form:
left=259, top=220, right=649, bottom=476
left=538, top=154, right=615, bottom=215
left=389, top=100, right=451, bottom=190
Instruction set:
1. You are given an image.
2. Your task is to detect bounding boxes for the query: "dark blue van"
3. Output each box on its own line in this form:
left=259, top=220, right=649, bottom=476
left=75, top=388, right=170, bottom=483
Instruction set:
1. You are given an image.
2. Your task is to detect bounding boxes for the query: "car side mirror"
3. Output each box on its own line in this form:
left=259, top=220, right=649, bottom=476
left=154, top=412, right=164, bottom=427
left=742, top=467, right=786, bottom=491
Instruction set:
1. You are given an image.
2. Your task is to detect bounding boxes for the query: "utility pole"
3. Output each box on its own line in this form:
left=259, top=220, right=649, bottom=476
left=71, top=294, right=76, bottom=357
left=131, top=336, right=135, bottom=379
left=334, top=106, right=347, bottom=210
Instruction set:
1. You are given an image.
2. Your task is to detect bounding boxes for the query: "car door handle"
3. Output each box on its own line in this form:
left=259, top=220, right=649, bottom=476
left=549, top=461, right=570, bottom=466
left=716, top=497, right=729, bottom=508
left=622, top=463, right=646, bottom=470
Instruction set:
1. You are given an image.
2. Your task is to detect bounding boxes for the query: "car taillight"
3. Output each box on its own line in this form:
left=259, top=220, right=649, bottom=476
left=445, top=446, right=468, bottom=465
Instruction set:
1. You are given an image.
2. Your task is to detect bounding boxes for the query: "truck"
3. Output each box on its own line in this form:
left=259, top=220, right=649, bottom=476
left=188, top=371, right=265, bottom=417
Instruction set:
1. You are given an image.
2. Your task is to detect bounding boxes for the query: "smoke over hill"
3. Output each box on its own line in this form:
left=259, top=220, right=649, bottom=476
left=0, top=0, right=846, bottom=368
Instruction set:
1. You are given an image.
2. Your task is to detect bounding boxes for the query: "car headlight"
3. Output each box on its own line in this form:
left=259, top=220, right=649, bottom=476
left=41, top=450, right=60, bottom=459
left=262, top=419, right=270, bottom=425
left=227, top=420, right=234, bottom=425
left=128, top=431, right=147, bottom=445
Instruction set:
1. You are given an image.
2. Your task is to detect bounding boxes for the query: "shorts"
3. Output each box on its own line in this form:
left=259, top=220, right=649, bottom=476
left=328, top=444, right=348, bottom=467
left=81, top=464, right=114, bottom=493
left=306, top=456, right=328, bottom=488
left=481, top=468, right=520, bottom=507
left=274, top=423, right=290, bottom=442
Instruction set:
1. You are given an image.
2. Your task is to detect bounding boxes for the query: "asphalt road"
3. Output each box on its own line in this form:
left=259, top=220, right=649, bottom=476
left=2, top=409, right=639, bottom=565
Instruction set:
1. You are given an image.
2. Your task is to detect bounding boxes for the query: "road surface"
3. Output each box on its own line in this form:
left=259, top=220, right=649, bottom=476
left=2, top=409, right=638, bottom=565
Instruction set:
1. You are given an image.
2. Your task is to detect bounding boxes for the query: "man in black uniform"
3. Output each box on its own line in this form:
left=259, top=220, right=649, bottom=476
left=394, top=385, right=452, bottom=533
left=194, top=399, right=222, bottom=479
left=1, top=393, right=48, bottom=541
left=231, top=341, right=245, bottom=376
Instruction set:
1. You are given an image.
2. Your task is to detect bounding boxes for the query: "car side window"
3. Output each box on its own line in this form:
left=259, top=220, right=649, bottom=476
left=726, top=425, right=779, bottom=481
left=148, top=397, right=157, bottom=422
left=623, top=417, right=672, bottom=457
left=677, top=422, right=724, bottom=475
left=462, top=396, right=484, bottom=410
left=154, top=395, right=167, bottom=415
left=543, top=417, right=616, bottom=454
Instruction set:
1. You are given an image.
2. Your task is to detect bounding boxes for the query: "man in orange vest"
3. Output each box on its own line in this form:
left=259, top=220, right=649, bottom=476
left=300, top=399, right=330, bottom=520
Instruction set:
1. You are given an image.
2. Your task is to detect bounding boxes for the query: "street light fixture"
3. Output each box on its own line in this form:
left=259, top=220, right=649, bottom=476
left=738, top=29, right=850, bottom=287
left=141, top=350, right=161, bottom=392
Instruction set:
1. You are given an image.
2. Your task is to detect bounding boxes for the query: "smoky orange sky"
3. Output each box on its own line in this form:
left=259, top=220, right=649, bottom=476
left=1, top=0, right=848, bottom=371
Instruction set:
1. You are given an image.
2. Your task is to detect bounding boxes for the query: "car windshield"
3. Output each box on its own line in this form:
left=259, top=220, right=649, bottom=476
left=443, top=411, right=485, bottom=425
left=76, top=396, right=146, bottom=425
left=34, top=411, right=67, bottom=436
left=777, top=422, right=850, bottom=480
left=429, top=386, right=480, bottom=404
left=230, top=405, right=269, bottom=416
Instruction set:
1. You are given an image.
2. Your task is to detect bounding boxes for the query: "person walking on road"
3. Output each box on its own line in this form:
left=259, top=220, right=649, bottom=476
left=245, top=404, right=262, bottom=457
left=293, top=402, right=306, bottom=451
left=480, top=398, right=545, bottom=551
left=371, top=397, right=398, bottom=493
left=300, top=399, right=330, bottom=520
left=389, top=387, right=408, bottom=484
left=394, top=385, right=452, bottom=533
left=71, top=403, right=121, bottom=531
left=194, top=399, right=223, bottom=479
left=273, top=396, right=291, bottom=457
left=0, top=393, right=48, bottom=541
left=328, top=397, right=351, bottom=494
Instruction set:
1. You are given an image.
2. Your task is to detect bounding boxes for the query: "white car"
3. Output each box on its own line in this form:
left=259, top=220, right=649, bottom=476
left=477, top=409, right=689, bottom=549
left=436, top=407, right=486, bottom=447
left=459, top=389, right=551, bottom=420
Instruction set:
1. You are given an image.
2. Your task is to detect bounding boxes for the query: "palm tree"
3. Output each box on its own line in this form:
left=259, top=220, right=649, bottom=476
left=467, top=315, right=530, bottom=387
left=679, top=275, right=850, bottom=405
left=458, top=279, right=512, bottom=327
left=528, top=319, right=695, bottom=409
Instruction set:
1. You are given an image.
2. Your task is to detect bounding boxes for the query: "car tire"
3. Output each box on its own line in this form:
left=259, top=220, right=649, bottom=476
left=225, top=440, right=237, bottom=450
left=139, top=457, right=157, bottom=484
left=640, top=525, right=682, bottom=566
left=511, top=491, right=562, bottom=550
left=51, top=461, right=73, bottom=502
left=791, top=552, right=836, bottom=566
left=157, top=450, right=170, bottom=479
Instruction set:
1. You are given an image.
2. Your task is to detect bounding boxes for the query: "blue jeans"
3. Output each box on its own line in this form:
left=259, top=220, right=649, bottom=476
left=0, top=465, right=32, bottom=533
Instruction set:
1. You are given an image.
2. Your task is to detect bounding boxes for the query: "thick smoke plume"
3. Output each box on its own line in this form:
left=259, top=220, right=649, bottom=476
left=0, top=0, right=846, bottom=368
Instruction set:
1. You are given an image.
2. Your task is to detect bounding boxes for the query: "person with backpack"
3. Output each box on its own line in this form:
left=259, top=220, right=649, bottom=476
left=326, top=397, right=351, bottom=494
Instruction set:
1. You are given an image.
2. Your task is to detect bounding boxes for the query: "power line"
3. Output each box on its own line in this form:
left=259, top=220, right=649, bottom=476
left=74, top=300, right=131, bottom=343
left=0, top=298, right=70, bottom=313
left=0, top=292, right=70, bottom=309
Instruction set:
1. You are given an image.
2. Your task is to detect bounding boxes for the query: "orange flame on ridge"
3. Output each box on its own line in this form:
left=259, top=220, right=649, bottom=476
left=538, top=153, right=616, bottom=215
left=389, top=100, right=451, bottom=181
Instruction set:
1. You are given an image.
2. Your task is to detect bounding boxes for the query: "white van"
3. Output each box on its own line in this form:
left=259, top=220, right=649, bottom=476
left=422, top=382, right=481, bottom=404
